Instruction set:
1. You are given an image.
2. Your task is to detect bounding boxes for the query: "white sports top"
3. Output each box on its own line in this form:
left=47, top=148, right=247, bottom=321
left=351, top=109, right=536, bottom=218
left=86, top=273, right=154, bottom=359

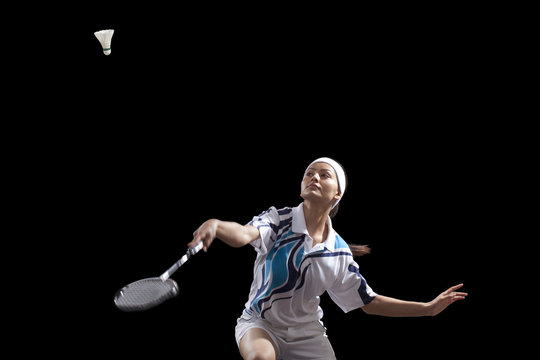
left=242, top=203, right=377, bottom=327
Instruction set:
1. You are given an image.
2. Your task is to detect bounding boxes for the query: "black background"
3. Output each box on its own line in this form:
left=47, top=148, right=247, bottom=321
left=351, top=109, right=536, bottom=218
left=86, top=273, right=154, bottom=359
left=53, top=4, right=492, bottom=359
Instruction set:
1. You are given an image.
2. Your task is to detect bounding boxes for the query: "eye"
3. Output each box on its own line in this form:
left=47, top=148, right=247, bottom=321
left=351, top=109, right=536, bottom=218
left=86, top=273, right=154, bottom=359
left=321, top=173, right=331, bottom=178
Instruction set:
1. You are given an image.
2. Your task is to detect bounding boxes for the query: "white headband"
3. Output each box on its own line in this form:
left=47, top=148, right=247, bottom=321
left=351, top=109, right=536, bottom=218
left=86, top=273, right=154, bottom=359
left=305, top=157, right=347, bottom=208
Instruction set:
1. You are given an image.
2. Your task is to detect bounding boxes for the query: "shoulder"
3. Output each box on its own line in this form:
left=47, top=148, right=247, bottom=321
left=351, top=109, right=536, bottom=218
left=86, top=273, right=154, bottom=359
left=251, top=206, right=294, bottom=224
left=254, top=206, right=278, bottom=217
left=276, top=206, right=294, bottom=218
left=255, top=206, right=294, bottom=216
left=333, top=232, right=351, bottom=252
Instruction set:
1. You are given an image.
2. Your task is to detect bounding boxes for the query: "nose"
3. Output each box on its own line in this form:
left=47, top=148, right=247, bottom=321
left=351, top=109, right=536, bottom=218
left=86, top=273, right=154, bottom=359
left=311, top=173, right=320, bottom=182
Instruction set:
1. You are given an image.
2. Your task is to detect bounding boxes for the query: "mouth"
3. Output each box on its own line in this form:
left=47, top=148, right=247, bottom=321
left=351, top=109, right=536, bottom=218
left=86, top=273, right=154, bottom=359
left=306, top=184, right=320, bottom=190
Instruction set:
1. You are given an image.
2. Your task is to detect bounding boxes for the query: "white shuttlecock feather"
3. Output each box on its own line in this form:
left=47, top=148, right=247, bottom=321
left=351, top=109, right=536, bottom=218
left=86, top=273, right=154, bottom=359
left=94, top=29, right=114, bottom=55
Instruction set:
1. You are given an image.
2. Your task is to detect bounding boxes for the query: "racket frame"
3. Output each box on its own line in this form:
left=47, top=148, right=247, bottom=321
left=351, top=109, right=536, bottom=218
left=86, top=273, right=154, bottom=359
left=114, top=241, right=204, bottom=311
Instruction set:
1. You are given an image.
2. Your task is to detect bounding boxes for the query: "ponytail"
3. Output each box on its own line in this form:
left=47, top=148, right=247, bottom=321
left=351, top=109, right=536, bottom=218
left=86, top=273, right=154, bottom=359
left=349, top=244, right=371, bottom=257
left=329, top=202, right=340, bottom=218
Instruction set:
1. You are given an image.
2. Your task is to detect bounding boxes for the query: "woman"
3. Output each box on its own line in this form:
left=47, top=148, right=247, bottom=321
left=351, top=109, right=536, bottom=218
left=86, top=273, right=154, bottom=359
left=188, top=157, right=467, bottom=360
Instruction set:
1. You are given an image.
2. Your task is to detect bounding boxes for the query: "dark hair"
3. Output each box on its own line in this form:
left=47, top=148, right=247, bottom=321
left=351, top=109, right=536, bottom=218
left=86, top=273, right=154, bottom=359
left=349, top=244, right=371, bottom=257
left=326, top=160, right=369, bottom=257
left=329, top=160, right=348, bottom=219
left=329, top=202, right=340, bottom=218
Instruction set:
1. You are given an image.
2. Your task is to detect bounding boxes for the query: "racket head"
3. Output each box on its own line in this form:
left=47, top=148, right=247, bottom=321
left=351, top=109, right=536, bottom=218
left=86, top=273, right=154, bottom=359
left=114, top=277, right=179, bottom=312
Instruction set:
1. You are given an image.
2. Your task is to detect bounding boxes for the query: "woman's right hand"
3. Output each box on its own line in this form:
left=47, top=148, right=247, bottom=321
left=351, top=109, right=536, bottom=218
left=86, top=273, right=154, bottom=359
left=188, top=219, right=219, bottom=252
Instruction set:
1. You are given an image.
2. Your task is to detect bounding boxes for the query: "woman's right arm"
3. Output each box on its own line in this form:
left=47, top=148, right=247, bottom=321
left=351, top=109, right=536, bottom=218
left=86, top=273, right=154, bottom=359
left=187, top=219, right=260, bottom=252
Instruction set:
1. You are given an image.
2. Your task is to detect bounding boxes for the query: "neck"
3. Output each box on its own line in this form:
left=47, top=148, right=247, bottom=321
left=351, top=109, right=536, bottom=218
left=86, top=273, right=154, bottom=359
left=302, top=201, right=330, bottom=243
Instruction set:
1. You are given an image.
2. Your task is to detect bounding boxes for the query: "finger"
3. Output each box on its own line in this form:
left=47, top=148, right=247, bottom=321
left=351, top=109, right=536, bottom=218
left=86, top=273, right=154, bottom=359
left=188, top=234, right=203, bottom=248
left=449, top=297, right=465, bottom=304
left=194, top=234, right=206, bottom=252
left=198, top=232, right=212, bottom=252
left=450, top=293, right=467, bottom=302
left=187, top=240, right=199, bottom=248
left=443, top=284, right=464, bottom=295
left=450, top=283, right=464, bottom=291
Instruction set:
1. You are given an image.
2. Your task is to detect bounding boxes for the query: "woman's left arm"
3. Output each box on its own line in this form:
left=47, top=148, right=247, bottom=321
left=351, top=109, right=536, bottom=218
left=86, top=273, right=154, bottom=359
left=362, top=284, right=467, bottom=317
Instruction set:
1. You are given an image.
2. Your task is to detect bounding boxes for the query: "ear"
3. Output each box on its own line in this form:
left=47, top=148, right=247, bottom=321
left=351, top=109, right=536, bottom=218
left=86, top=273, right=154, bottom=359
left=333, top=191, right=342, bottom=201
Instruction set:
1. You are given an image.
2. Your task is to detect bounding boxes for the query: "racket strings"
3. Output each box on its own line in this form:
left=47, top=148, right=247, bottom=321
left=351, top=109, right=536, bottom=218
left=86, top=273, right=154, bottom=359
left=114, top=243, right=203, bottom=312
left=114, top=278, right=179, bottom=311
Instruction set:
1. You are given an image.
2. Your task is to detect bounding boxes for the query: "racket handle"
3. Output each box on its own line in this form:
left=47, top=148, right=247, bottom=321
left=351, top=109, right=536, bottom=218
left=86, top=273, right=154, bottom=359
left=188, top=241, right=204, bottom=255
left=160, top=242, right=204, bottom=281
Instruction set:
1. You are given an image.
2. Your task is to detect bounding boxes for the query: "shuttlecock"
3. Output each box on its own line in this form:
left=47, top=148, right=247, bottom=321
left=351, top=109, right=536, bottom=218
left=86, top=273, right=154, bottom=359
left=94, top=29, right=114, bottom=55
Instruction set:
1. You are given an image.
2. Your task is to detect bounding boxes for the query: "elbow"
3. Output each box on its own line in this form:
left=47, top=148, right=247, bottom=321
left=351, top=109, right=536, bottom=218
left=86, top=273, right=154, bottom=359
left=231, top=229, right=255, bottom=248
left=362, top=305, right=375, bottom=315
left=229, top=239, right=248, bottom=248
left=361, top=296, right=379, bottom=315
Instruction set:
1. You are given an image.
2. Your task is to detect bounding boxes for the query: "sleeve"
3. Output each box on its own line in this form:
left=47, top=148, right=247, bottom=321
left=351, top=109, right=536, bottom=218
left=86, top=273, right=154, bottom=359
left=327, top=259, right=377, bottom=313
left=246, top=206, right=280, bottom=256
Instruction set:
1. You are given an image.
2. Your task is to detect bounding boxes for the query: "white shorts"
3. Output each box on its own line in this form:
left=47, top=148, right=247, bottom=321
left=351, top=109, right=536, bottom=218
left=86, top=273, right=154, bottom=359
left=235, top=314, right=337, bottom=360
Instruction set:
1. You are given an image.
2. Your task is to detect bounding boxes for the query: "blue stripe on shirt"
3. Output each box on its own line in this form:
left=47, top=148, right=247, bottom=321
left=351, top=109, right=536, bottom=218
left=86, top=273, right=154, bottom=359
left=348, top=264, right=376, bottom=305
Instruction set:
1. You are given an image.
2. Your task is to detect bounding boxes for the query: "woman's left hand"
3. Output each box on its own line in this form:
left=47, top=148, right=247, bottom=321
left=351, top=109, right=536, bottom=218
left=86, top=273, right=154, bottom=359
left=427, top=284, right=468, bottom=316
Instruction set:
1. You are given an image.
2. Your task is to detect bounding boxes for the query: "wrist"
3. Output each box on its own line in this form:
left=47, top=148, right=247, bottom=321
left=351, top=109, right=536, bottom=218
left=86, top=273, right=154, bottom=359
left=209, top=218, right=220, bottom=233
left=424, top=301, right=435, bottom=316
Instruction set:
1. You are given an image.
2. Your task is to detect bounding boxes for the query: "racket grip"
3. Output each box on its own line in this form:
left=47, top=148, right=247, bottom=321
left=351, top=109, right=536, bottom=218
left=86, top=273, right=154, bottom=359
left=160, top=242, right=204, bottom=281
left=188, top=241, right=204, bottom=255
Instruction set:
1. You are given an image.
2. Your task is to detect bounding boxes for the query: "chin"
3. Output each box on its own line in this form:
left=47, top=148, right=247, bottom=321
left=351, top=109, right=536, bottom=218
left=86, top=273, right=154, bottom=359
left=301, top=192, right=321, bottom=202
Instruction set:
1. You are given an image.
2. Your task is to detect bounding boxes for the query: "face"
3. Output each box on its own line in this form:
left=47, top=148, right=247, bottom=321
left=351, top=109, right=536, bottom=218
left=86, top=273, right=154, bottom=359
left=300, top=162, right=341, bottom=205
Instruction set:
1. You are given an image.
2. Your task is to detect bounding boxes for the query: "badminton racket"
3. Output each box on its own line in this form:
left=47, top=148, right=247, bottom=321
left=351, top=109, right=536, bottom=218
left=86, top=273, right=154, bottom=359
left=114, top=242, right=203, bottom=312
